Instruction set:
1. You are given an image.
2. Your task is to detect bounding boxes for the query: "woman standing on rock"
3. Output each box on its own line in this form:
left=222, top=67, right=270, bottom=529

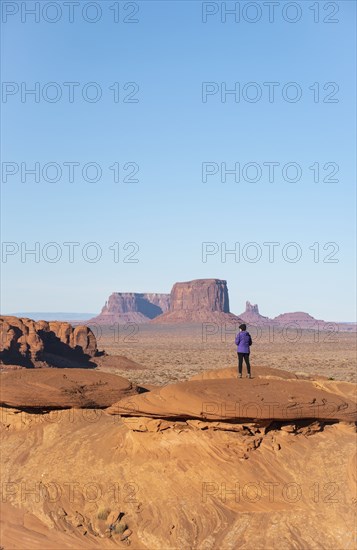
left=235, top=324, right=252, bottom=378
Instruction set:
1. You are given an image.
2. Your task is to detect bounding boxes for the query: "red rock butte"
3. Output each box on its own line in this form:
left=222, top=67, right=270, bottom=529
left=152, top=278, right=243, bottom=324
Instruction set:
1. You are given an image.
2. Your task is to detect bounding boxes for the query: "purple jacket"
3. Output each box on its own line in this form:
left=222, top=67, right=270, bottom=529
left=235, top=331, right=252, bottom=353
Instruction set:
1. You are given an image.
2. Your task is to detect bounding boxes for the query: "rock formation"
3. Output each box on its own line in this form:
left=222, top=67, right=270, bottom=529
left=245, top=301, right=259, bottom=315
left=152, top=279, right=243, bottom=323
left=88, top=293, right=170, bottom=324
left=170, top=279, right=230, bottom=312
left=0, top=316, right=98, bottom=368
left=69, top=279, right=355, bottom=330
left=272, top=311, right=322, bottom=329
left=0, top=316, right=43, bottom=366
left=0, top=368, right=139, bottom=410
left=238, top=301, right=271, bottom=325
left=237, top=304, right=344, bottom=331
left=1, top=363, right=356, bottom=549
left=107, top=376, right=357, bottom=423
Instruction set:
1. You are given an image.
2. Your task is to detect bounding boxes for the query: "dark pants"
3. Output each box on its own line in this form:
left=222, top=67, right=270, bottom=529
left=238, top=352, right=250, bottom=375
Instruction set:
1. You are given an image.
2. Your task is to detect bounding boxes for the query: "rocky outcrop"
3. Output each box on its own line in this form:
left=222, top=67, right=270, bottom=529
left=1, top=362, right=356, bottom=550
left=0, top=368, right=138, bottom=410
left=0, top=316, right=98, bottom=368
left=36, top=321, right=97, bottom=357
left=0, top=317, right=43, bottom=366
left=152, top=279, right=243, bottom=324
left=107, top=374, right=357, bottom=423
left=88, top=293, right=170, bottom=324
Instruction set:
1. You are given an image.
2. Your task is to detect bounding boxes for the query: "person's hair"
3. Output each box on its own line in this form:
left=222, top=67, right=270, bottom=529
left=239, top=323, right=246, bottom=331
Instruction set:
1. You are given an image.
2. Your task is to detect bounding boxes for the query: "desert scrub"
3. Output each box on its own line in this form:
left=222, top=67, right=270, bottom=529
left=97, top=507, right=111, bottom=520
left=114, top=521, right=128, bottom=534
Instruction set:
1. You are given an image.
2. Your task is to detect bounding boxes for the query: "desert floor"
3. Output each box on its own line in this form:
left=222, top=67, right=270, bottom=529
left=92, top=323, right=357, bottom=386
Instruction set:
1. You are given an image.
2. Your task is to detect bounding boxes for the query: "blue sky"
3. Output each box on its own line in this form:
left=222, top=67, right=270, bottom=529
left=1, top=0, right=356, bottom=321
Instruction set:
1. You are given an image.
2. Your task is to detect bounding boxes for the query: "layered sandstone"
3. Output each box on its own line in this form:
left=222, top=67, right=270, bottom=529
left=88, top=293, right=170, bottom=324
left=107, top=376, right=357, bottom=423
left=0, top=368, right=138, bottom=410
left=152, top=279, right=242, bottom=323
left=0, top=316, right=97, bottom=368
left=1, top=363, right=356, bottom=549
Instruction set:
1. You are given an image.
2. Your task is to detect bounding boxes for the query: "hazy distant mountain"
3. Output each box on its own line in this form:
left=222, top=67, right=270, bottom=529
left=88, top=293, right=171, bottom=324
left=238, top=302, right=356, bottom=331
left=238, top=301, right=271, bottom=325
left=5, top=312, right=96, bottom=321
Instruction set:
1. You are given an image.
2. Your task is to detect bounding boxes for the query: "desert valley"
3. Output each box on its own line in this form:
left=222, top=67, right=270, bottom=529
left=0, top=279, right=356, bottom=549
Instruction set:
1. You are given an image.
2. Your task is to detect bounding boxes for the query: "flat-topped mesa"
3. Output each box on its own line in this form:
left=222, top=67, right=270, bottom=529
left=88, top=292, right=171, bottom=324
left=152, top=279, right=242, bottom=323
left=171, top=279, right=230, bottom=312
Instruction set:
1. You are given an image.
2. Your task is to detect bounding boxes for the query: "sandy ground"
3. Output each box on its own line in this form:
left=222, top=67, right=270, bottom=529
left=93, top=324, right=357, bottom=386
left=1, top=396, right=356, bottom=549
left=1, top=324, right=356, bottom=550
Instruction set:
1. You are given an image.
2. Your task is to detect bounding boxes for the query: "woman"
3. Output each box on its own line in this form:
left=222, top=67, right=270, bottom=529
left=235, top=323, right=252, bottom=378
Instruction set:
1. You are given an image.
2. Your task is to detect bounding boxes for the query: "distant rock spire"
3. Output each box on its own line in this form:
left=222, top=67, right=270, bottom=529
left=245, top=301, right=259, bottom=314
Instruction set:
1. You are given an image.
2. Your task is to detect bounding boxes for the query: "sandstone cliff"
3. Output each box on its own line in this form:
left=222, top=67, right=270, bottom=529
left=152, top=279, right=242, bottom=324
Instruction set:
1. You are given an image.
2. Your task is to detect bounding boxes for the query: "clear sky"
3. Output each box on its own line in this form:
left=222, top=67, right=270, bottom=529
left=1, top=0, right=356, bottom=321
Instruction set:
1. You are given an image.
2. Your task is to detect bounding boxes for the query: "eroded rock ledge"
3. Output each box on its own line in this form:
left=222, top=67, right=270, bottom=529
left=107, top=377, right=357, bottom=423
left=106, top=366, right=356, bottom=447
left=0, top=368, right=139, bottom=410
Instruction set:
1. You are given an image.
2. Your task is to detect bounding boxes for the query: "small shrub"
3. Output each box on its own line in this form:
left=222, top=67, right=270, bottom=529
left=328, top=377, right=335, bottom=380
left=114, top=521, right=128, bottom=534
left=97, top=507, right=111, bottom=520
